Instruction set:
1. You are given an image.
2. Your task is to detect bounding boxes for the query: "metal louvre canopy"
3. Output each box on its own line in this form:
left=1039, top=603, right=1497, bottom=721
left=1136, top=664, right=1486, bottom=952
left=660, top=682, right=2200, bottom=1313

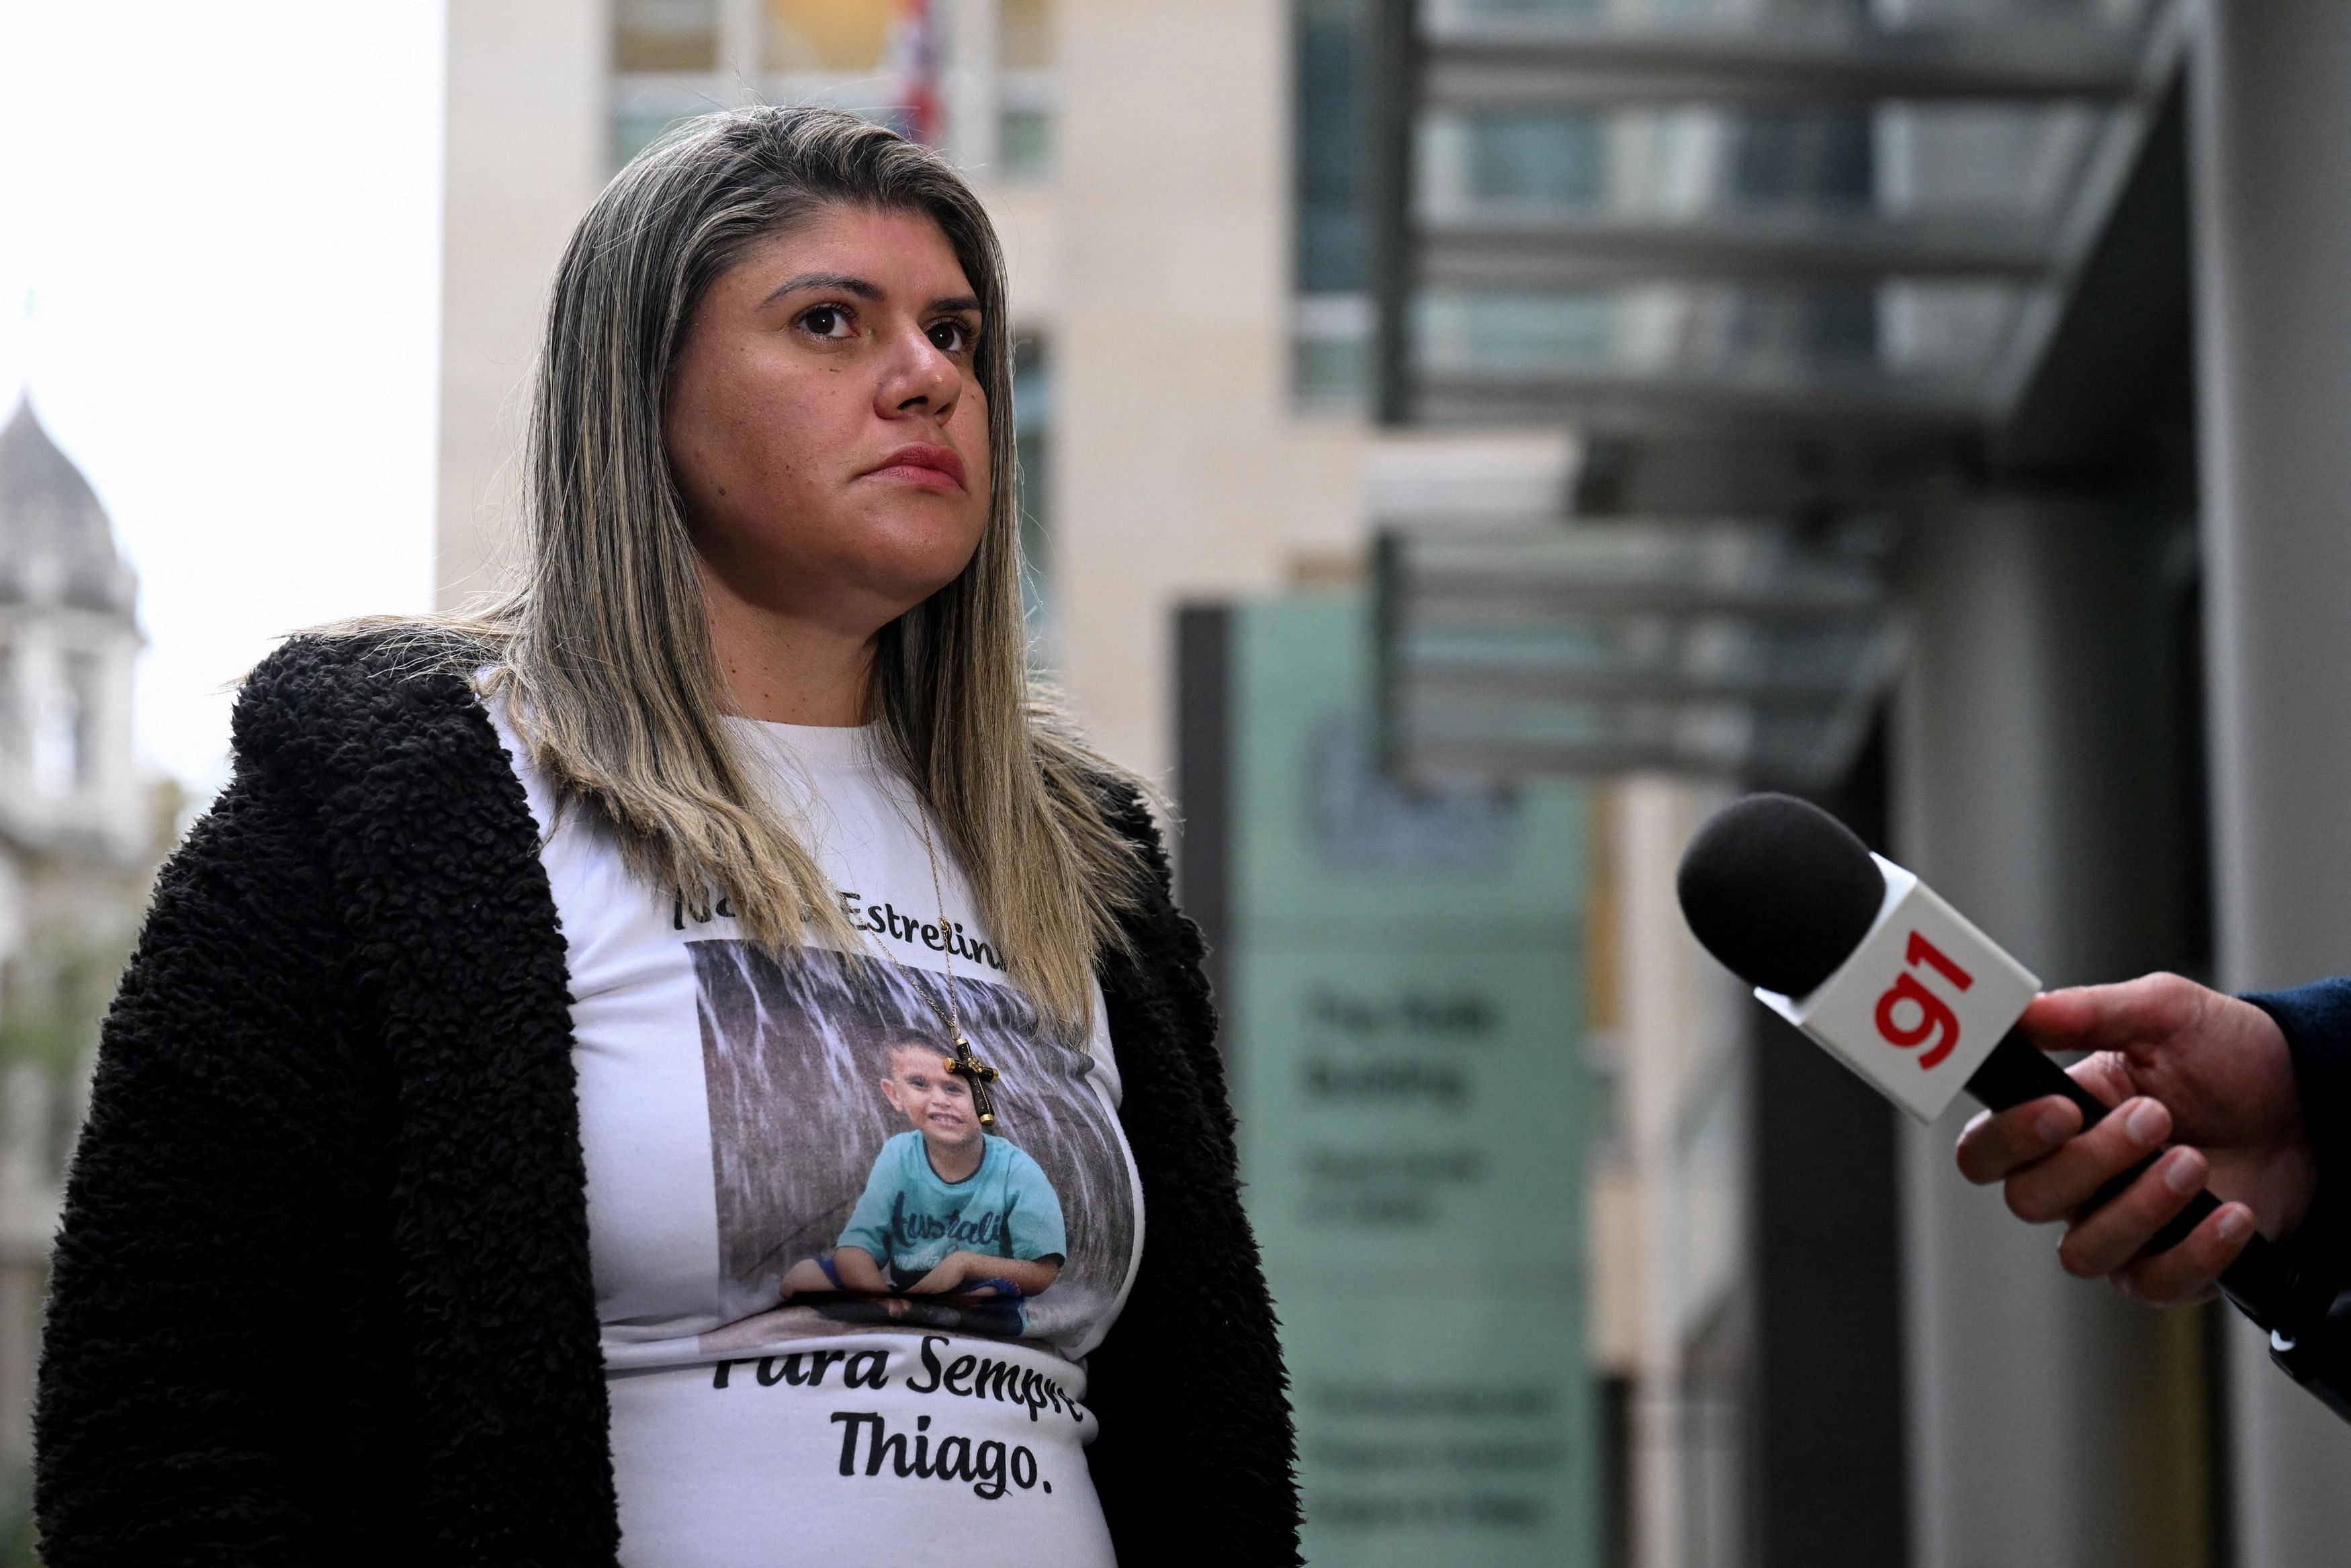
left=1363, top=0, right=2184, bottom=791
left=1423, top=17, right=2145, bottom=109
left=1377, top=522, right=1900, bottom=789
left=1373, top=1, right=2189, bottom=434
left=1413, top=363, right=1986, bottom=434
left=1420, top=209, right=2056, bottom=288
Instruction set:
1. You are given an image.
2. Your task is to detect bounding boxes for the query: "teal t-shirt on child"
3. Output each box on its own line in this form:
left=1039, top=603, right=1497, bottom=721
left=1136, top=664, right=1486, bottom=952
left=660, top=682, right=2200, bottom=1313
left=838, top=1131, right=1069, bottom=1288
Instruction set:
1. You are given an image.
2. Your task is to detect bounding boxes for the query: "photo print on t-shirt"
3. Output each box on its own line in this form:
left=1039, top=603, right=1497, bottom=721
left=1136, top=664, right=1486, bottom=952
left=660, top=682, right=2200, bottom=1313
left=689, top=941, right=1135, bottom=1363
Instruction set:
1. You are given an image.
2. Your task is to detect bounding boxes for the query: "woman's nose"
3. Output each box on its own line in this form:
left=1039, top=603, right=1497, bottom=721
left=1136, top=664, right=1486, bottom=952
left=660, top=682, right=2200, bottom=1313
left=880, top=328, right=961, bottom=416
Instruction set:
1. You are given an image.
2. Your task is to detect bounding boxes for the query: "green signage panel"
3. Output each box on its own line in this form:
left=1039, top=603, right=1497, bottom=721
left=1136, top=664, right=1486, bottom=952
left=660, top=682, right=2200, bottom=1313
left=1221, top=596, right=1597, bottom=1566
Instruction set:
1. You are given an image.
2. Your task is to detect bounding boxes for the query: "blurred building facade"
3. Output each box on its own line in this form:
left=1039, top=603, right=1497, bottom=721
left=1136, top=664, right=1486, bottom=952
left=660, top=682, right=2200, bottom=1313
left=0, top=400, right=160, bottom=1555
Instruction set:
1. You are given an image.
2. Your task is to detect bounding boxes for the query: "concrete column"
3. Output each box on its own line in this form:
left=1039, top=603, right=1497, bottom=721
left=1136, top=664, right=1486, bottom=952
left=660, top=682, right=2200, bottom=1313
left=2188, top=5, right=2351, bottom=1563
left=435, top=0, right=607, bottom=608
left=1615, top=774, right=1743, bottom=1568
left=1895, top=491, right=2208, bottom=1568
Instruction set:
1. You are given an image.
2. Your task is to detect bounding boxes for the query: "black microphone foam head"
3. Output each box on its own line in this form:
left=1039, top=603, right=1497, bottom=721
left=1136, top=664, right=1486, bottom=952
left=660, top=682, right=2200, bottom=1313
left=1676, top=792, right=1887, bottom=997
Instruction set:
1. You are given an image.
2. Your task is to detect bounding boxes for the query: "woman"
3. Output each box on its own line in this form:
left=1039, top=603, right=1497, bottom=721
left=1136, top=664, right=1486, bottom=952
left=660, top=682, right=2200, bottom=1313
left=34, top=107, right=1296, bottom=1567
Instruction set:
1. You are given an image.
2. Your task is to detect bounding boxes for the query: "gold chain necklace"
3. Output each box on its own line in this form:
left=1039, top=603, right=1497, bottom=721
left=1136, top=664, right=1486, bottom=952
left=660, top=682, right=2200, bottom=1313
left=899, top=803, right=1000, bottom=1127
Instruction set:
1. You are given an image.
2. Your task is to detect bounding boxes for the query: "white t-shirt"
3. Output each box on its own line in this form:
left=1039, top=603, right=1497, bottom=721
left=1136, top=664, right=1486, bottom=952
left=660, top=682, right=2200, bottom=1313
left=488, top=702, right=1144, bottom=1568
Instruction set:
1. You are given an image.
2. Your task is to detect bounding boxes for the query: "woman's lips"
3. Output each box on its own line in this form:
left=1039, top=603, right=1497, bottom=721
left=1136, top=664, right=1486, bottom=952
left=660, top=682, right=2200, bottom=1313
left=867, top=444, right=967, bottom=492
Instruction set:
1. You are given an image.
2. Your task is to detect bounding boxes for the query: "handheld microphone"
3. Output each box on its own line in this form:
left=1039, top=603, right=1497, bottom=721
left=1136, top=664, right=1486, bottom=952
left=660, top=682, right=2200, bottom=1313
left=1674, top=794, right=2334, bottom=1385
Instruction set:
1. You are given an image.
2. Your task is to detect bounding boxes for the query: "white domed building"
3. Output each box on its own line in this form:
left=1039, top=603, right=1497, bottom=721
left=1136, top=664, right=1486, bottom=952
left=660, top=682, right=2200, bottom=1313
left=0, top=398, right=159, bottom=1542
left=0, top=402, right=143, bottom=854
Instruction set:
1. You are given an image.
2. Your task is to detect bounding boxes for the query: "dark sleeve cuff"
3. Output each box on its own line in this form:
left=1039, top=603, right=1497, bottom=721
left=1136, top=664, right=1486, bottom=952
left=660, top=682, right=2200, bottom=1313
left=2242, top=979, right=2351, bottom=1308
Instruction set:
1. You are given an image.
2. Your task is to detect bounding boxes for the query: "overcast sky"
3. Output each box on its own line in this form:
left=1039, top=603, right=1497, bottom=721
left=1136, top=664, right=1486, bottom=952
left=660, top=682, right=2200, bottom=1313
left=0, top=1, right=445, bottom=795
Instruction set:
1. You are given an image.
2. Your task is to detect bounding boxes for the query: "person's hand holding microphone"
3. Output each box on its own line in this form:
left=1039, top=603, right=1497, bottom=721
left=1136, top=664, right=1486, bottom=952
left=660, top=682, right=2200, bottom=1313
left=1954, top=974, right=2315, bottom=1307
left=1677, top=791, right=2351, bottom=1418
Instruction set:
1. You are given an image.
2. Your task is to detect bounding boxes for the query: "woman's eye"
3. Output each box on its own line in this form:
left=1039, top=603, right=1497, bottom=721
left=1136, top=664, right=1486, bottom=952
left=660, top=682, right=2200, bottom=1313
left=928, top=320, right=974, bottom=355
left=800, top=305, right=853, bottom=338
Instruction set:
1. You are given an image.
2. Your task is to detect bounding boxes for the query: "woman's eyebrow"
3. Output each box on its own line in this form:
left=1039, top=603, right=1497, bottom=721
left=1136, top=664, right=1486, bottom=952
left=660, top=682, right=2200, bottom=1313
left=762, top=270, right=883, bottom=307
left=930, top=294, right=983, bottom=316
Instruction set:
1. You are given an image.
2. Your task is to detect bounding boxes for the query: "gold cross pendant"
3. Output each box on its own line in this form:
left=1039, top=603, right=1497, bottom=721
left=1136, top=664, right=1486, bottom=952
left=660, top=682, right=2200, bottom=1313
left=944, top=1033, right=1000, bottom=1126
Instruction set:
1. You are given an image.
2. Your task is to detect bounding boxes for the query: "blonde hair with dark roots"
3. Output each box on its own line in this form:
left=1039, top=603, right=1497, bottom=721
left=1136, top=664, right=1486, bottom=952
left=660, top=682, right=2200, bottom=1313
left=410, top=106, right=1144, bottom=1037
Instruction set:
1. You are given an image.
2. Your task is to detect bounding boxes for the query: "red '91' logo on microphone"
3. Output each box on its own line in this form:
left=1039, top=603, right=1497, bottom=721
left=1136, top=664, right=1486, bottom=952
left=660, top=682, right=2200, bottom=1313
left=1874, top=932, right=1974, bottom=1070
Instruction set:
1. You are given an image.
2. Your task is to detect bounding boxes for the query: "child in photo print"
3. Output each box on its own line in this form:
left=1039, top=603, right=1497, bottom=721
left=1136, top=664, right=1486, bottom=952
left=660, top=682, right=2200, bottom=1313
left=691, top=941, right=1132, bottom=1356
left=779, top=1031, right=1066, bottom=1335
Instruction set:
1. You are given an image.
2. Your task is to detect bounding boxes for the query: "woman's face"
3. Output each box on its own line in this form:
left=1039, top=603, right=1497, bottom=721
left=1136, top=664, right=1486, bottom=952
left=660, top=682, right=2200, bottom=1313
left=663, top=203, right=991, bottom=641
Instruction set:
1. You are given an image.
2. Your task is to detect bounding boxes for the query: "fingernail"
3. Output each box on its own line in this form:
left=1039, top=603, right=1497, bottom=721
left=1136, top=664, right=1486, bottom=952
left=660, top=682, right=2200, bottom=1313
left=2035, top=1105, right=2072, bottom=1142
left=2163, top=1150, right=2202, bottom=1195
left=2219, top=1208, right=2255, bottom=1244
left=2126, top=1099, right=2168, bottom=1145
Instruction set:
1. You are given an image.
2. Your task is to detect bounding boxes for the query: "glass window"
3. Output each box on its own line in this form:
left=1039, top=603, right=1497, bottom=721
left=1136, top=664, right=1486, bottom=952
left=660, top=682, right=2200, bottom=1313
left=1413, top=279, right=2027, bottom=393
left=1294, top=0, right=1366, bottom=295
left=1433, top=0, right=1602, bottom=16
left=998, top=108, right=1055, bottom=178
left=1462, top=113, right=1606, bottom=207
left=996, top=1, right=1056, bottom=175
left=1726, top=109, right=1875, bottom=207
left=1417, top=100, right=2102, bottom=232
left=1292, top=0, right=1372, bottom=409
left=766, top=0, right=895, bottom=72
left=1001, top=0, right=1056, bottom=68
left=1417, top=290, right=1615, bottom=376
left=1293, top=294, right=1372, bottom=410
left=0, top=647, right=18, bottom=766
left=66, top=652, right=99, bottom=788
left=33, top=653, right=91, bottom=798
left=615, top=0, right=718, bottom=73
left=1011, top=336, right=1054, bottom=649
left=613, top=109, right=704, bottom=171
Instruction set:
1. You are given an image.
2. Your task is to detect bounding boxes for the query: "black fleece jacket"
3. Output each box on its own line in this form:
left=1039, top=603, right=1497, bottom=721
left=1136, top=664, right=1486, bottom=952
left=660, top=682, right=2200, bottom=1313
left=32, top=634, right=1298, bottom=1567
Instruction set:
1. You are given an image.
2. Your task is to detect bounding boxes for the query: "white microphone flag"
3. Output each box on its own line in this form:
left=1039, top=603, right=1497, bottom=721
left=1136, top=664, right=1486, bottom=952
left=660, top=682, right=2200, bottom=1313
left=1756, top=856, right=2040, bottom=1122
